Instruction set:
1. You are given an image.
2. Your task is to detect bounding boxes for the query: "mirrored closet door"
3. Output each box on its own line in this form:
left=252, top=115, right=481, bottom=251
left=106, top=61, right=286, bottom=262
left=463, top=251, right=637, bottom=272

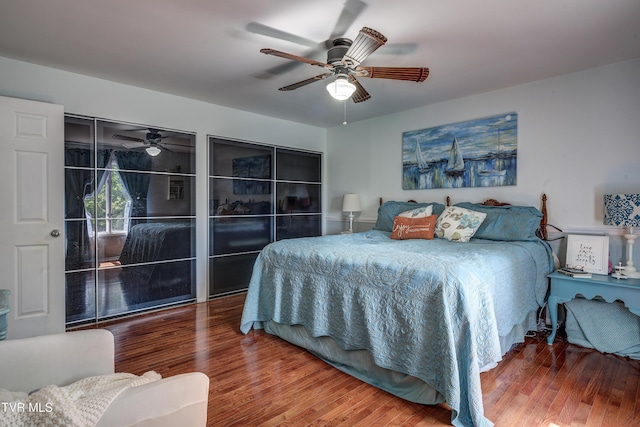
left=208, top=137, right=322, bottom=297
left=64, top=116, right=196, bottom=326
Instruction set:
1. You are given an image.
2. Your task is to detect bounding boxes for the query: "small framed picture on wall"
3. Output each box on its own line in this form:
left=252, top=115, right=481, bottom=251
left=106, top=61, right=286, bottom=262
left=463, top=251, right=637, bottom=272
left=168, top=177, right=185, bottom=200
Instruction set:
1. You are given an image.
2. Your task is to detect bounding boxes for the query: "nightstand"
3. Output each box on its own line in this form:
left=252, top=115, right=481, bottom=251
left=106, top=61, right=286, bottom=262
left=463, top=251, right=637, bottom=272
left=546, top=272, right=640, bottom=344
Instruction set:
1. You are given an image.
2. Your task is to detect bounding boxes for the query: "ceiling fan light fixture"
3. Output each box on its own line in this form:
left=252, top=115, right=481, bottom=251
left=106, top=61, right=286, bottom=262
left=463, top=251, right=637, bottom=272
left=326, top=76, right=356, bottom=101
left=145, top=146, right=161, bottom=156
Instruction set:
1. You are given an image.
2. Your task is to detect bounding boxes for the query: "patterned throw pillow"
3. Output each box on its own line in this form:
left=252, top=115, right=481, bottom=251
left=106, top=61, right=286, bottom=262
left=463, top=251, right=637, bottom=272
left=391, top=214, right=437, bottom=240
left=435, top=206, right=487, bottom=242
left=397, top=205, right=433, bottom=219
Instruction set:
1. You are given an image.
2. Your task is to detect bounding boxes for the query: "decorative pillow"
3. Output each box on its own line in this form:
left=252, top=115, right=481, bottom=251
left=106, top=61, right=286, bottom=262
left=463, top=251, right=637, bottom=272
left=397, top=205, right=433, bottom=219
left=454, top=202, right=542, bottom=241
left=374, top=201, right=446, bottom=232
left=391, top=214, right=437, bottom=240
left=435, top=206, right=487, bottom=242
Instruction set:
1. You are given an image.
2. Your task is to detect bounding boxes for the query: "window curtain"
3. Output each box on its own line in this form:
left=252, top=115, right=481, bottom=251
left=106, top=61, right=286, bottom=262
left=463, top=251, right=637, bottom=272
left=113, top=151, right=152, bottom=226
left=64, top=148, right=111, bottom=269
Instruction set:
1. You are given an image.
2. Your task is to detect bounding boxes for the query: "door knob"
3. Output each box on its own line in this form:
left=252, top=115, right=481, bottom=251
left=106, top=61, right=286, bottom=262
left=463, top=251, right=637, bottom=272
left=50, top=229, right=60, bottom=238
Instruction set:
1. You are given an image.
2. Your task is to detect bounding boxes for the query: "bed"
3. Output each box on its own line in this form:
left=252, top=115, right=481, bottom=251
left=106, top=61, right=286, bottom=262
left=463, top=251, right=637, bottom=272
left=119, top=222, right=194, bottom=265
left=211, top=200, right=272, bottom=254
left=240, top=195, right=554, bottom=427
left=118, top=221, right=195, bottom=303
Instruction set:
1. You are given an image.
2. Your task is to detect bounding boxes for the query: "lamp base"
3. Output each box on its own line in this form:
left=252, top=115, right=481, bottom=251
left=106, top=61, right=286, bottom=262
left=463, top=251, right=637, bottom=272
left=623, top=231, right=640, bottom=278
left=623, top=266, right=640, bottom=278
left=343, top=212, right=355, bottom=234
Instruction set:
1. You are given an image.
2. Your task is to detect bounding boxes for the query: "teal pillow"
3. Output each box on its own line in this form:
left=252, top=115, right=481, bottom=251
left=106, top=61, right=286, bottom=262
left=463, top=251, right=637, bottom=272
left=374, top=201, right=446, bottom=232
left=454, top=202, right=542, bottom=241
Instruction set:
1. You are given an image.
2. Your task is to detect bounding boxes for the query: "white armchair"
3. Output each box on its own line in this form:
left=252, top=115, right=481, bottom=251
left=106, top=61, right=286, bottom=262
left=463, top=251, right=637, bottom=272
left=0, top=329, right=209, bottom=426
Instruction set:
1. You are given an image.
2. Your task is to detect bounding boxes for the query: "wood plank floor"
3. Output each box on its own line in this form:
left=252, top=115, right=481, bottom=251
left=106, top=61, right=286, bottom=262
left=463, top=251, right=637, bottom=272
left=94, top=293, right=640, bottom=427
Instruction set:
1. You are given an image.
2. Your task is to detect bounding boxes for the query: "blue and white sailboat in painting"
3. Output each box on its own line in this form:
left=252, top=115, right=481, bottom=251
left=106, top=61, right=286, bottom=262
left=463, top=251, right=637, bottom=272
left=479, top=127, right=507, bottom=176
left=444, top=136, right=465, bottom=175
left=415, top=139, right=430, bottom=173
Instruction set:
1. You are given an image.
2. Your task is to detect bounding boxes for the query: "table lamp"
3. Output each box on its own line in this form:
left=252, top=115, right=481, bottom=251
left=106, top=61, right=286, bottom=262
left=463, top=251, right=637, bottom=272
left=604, top=193, right=640, bottom=278
left=341, top=194, right=361, bottom=234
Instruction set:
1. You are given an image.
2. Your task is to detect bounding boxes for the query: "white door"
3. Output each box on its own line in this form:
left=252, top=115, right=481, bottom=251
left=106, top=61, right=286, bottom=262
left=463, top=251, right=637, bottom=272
left=0, top=95, right=65, bottom=339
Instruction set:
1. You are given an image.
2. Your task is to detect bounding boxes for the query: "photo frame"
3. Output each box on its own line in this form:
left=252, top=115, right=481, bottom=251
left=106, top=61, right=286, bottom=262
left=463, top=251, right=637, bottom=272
left=168, top=177, right=185, bottom=200
left=565, top=234, right=609, bottom=275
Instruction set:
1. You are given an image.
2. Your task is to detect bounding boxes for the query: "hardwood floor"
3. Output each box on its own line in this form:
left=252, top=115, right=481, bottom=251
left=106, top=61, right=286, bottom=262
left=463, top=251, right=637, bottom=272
left=95, top=293, right=640, bottom=426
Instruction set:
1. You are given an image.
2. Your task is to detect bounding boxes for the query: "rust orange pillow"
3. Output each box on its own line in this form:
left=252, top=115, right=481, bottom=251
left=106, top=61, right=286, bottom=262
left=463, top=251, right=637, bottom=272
left=391, top=214, right=437, bottom=240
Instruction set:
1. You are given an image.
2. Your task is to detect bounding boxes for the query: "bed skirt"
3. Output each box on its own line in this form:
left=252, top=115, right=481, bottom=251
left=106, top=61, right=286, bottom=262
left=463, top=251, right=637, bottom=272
left=262, top=309, right=537, bottom=406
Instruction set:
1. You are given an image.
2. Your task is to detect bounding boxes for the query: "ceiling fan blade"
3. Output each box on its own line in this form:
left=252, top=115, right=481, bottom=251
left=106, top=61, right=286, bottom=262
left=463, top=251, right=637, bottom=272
left=246, top=22, right=318, bottom=48
left=329, top=0, right=368, bottom=40
left=257, top=46, right=327, bottom=78
left=279, top=73, right=333, bottom=91
left=122, top=141, right=147, bottom=149
left=260, top=48, right=330, bottom=68
left=342, top=27, right=387, bottom=68
left=356, top=66, right=430, bottom=82
left=348, top=76, right=371, bottom=103
left=160, top=141, right=194, bottom=148
left=112, top=134, right=145, bottom=143
left=157, top=142, right=174, bottom=153
left=255, top=61, right=305, bottom=79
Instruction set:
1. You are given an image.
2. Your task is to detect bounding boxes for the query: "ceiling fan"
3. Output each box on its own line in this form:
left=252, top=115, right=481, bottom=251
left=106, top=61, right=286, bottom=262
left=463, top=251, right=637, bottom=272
left=112, top=129, right=188, bottom=156
left=247, top=0, right=416, bottom=79
left=259, top=26, right=429, bottom=103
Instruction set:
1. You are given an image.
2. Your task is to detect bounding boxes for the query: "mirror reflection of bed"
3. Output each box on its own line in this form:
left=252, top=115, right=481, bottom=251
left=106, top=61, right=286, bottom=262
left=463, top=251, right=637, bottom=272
left=118, top=220, right=196, bottom=306
left=212, top=201, right=272, bottom=254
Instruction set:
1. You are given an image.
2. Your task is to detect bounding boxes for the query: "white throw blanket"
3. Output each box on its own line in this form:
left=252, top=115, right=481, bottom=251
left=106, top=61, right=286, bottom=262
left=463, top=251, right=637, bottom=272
left=0, top=371, right=161, bottom=427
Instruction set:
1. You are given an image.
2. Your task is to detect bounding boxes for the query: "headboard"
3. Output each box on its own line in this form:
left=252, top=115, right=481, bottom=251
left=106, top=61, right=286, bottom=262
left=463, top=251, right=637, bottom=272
left=378, top=194, right=549, bottom=240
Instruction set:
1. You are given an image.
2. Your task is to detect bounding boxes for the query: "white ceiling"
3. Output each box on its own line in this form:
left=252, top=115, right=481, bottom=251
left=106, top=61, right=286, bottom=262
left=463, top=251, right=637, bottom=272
left=1, top=0, right=639, bottom=128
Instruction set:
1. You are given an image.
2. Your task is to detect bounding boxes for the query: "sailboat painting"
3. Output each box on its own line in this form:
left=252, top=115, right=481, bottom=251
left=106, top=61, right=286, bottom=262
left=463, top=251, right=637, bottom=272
left=402, top=113, right=517, bottom=189
left=415, top=137, right=431, bottom=173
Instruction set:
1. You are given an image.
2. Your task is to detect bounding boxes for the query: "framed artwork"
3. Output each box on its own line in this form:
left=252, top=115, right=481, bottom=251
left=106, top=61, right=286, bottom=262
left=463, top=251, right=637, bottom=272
left=232, top=155, right=271, bottom=195
left=565, top=234, right=610, bottom=275
left=168, top=177, right=185, bottom=200
left=402, top=112, right=518, bottom=189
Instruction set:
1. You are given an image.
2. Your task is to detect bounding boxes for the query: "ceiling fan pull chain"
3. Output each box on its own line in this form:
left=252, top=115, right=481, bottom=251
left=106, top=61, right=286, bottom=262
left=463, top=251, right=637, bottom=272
left=343, top=101, right=348, bottom=125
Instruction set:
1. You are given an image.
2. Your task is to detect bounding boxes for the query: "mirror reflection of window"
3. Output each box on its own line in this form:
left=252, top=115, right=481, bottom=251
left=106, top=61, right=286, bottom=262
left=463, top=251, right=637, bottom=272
left=84, top=156, right=133, bottom=236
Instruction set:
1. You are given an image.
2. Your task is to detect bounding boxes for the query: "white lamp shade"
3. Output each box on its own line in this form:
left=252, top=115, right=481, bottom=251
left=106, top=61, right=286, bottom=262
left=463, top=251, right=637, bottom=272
left=604, top=194, right=640, bottom=226
left=326, top=77, right=356, bottom=101
left=145, top=145, right=161, bottom=156
left=342, top=193, right=361, bottom=213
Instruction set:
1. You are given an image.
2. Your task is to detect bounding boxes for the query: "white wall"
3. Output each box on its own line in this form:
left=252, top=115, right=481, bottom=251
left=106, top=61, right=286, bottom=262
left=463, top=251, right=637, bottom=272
left=3, top=55, right=639, bottom=290
left=326, top=59, right=640, bottom=267
left=0, top=56, right=327, bottom=302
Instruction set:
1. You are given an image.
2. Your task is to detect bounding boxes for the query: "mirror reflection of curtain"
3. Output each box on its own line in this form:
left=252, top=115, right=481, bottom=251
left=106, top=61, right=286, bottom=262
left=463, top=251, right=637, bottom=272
left=64, top=148, right=111, bottom=269
left=65, top=148, right=110, bottom=321
left=113, top=151, right=152, bottom=226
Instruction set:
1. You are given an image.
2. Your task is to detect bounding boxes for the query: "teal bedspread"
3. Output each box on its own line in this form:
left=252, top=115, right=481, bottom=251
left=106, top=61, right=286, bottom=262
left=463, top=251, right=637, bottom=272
left=240, top=230, right=553, bottom=427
